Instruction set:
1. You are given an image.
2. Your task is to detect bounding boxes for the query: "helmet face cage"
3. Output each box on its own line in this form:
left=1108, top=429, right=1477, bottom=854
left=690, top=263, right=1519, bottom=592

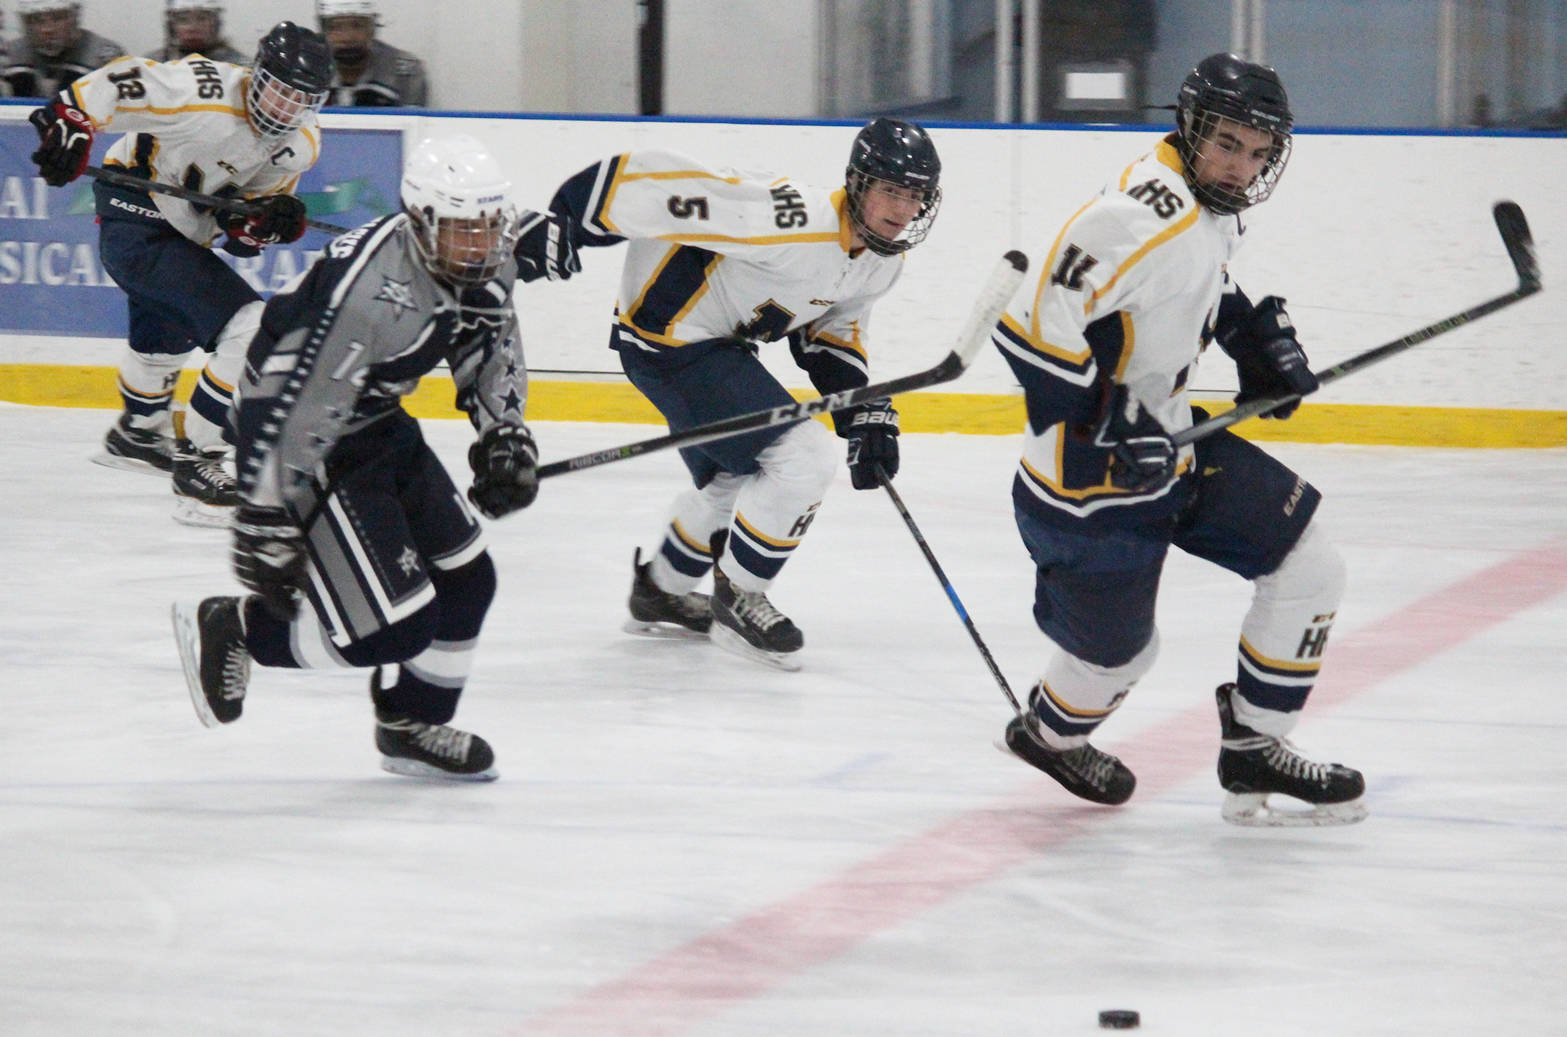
left=247, top=65, right=328, bottom=138
left=401, top=137, right=523, bottom=288
left=844, top=117, right=942, bottom=256
left=247, top=24, right=332, bottom=139
left=1175, top=54, right=1294, bottom=216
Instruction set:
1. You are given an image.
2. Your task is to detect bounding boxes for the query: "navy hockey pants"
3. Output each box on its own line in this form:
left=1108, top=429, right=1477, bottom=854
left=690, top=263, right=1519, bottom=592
left=618, top=337, right=799, bottom=489
left=97, top=215, right=260, bottom=357
left=1018, top=426, right=1320, bottom=668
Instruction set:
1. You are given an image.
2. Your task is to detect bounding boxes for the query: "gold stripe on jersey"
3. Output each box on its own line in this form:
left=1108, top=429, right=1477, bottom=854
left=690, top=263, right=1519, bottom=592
left=997, top=311, right=1092, bottom=370
left=594, top=155, right=633, bottom=236
left=807, top=327, right=867, bottom=365
left=623, top=246, right=721, bottom=346
left=1085, top=206, right=1199, bottom=317
left=1020, top=449, right=1192, bottom=503
left=1031, top=198, right=1095, bottom=341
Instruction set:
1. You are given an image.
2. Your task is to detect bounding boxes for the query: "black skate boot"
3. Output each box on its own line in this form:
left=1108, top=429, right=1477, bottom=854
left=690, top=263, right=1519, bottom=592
left=172, top=596, right=251, bottom=728
left=97, top=412, right=174, bottom=474
left=709, top=561, right=804, bottom=670
left=624, top=548, right=713, bottom=638
left=372, top=670, right=498, bottom=781
left=1215, top=683, right=1366, bottom=826
left=1001, top=690, right=1135, bottom=805
left=171, top=438, right=239, bottom=528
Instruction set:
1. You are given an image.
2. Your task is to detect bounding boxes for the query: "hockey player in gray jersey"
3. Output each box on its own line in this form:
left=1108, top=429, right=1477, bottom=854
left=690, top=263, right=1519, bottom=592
left=149, top=1, right=248, bottom=66
left=173, top=134, right=537, bottom=781
left=514, top=118, right=941, bottom=669
left=1, top=1, right=124, bottom=98
left=316, top=0, right=427, bottom=108
left=993, top=53, right=1365, bottom=825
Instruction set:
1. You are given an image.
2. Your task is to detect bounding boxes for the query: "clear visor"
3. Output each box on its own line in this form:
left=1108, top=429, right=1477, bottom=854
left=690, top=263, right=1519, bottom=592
left=411, top=208, right=523, bottom=287
left=246, top=67, right=327, bottom=138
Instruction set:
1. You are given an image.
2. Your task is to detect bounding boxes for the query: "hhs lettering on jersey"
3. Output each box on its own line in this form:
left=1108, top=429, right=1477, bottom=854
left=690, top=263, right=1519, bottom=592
left=1125, top=178, right=1185, bottom=219
left=770, top=184, right=808, bottom=228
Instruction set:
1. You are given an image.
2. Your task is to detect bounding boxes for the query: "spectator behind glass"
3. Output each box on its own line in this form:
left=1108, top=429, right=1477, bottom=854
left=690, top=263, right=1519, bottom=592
left=151, top=1, right=249, bottom=66
left=1, top=1, right=126, bottom=98
left=316, top=0, right=427, bottom=107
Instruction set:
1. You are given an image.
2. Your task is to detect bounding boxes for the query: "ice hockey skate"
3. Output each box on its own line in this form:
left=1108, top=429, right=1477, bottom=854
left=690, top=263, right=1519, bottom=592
left=709, top=560, right=804, bottom=671
left=999, top=696, right=1136, bottom=805
left=171, top=438, right=239, bottom=528
left=1215, top=683, right=1367, bottom=827
left=623, top=548, right=713, bottom=639
left=371, top=668, right=498, bottom=781
left=94, top=413, right=174, bottom=475
left=172, top=596, right=251, bottom=728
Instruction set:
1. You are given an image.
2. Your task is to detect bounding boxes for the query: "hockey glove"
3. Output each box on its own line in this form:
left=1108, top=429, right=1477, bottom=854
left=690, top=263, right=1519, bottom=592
left=1092, top=384, right=1177, bottom=493
left=1223, top=296, right=1318, bottom=420
left=838, top=400, right=900, bottom=490
left=513, top=210, right=582, bottom=283
left=231, top=504, right=306, bottom=620
left=220, top=194, right=308, bottom=254
left=29, top=101, right=93, bottom=187
left=467, top=423, right=539, bottom=519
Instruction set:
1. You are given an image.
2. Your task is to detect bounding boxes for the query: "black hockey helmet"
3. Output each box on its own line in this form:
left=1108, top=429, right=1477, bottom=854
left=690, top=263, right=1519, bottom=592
left=1175, top=53, right=1294, bottom=215
left=845, top=117, right=942, bottom=256
left=246, top=21, right=333, bottom=138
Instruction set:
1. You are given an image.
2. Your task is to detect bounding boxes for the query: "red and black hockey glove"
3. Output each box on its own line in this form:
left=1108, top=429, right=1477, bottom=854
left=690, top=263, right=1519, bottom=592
left=29, top=101, right=94, bottom=187
left=220, top=194, right=308, bottom=255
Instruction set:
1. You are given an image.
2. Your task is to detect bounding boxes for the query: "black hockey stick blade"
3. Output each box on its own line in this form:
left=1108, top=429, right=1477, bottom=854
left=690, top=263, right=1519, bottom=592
left=1493, top=199, right=1541, bottom=292
left=1173, top=202, right=1542, bottom=448
left=537, top=249, right=1028, bottom=480
left=82, top=164, right=351, bottom=236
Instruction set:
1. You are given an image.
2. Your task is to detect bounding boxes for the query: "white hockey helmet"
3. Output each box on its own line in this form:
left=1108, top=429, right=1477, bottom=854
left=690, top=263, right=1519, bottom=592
left=18, top=1, right=80, bottom=59
left=401, top=135, right=522, bottom=287
left=165, top=1, right=226, bottom=53
left=316, top=1, right=380, bottom=24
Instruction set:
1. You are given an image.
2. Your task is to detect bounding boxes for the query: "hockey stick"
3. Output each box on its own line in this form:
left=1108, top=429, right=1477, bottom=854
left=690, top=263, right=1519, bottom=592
left=536, top=249, right=1029, bottom=480
left=82, top=164, right=352, bottom=236
left=874, top=464, right=1029, bottom=722
left=1173, top=200, right=1542, bottom=447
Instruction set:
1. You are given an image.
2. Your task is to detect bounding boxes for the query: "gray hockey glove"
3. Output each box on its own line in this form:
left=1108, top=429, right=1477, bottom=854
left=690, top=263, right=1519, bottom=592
left=232, top=504, right=305, bottom=620
left=220, top=194, right=308, bottom=256
left=513, top=210, right=582, bottom=283
left=1092, top=384, right=1177, bottom=492
left=1222, top=295, right=1317, bottom=419
left=467, top=424, right=539, bottom=519
left=29, top=101, right=94, bottom=187
left=836, top=400, right=900, bottom=490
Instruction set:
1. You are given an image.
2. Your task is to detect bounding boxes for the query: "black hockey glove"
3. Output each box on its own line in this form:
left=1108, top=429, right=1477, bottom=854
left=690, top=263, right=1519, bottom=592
left=1222, top=295, right=1318, bottom=420
left=837, top=400, right=900, bottom=490
left=220, top=194, right=308, bottom=255
left=29, top=101, right=94, bottom=187
left=231, top=504, right=306, bottom=620
left=1092, top=383, right=1177, bottom=493
left=467, top=423, right=539, bottom=519
left=513, top=210, right=582, bottom=283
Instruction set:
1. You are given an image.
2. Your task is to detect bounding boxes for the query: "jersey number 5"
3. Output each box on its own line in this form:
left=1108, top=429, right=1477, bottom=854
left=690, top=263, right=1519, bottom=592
left=667, top=195, right=710, bottom=220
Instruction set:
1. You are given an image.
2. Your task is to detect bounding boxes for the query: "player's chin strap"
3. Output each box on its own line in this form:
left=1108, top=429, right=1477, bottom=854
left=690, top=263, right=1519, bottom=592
left=534, top=250, right=1029, bottom=480
left=1176, top=200, right=1541, bottom=447
left=81, top=164, right=352, bottom=237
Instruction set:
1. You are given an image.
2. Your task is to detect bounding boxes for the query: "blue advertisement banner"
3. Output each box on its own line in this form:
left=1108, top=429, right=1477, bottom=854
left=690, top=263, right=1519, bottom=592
left=0, top=123, right=401, bottom=337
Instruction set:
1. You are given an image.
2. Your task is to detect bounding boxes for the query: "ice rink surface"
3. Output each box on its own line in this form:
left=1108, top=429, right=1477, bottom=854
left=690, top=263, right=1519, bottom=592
left=2, top=403, right=1564, bottom=1036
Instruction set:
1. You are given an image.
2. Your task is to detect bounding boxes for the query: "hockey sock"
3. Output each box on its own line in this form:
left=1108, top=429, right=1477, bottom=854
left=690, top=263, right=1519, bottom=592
left=184, top=302, right=261, bottom=451
left=115, top=348, right=187, bottom=431
left=649, top=475, right=743, bottom=593
left=717, top=420, right=837, bottom=593
left=367, top=556, right=496, bottom=724
left=1030, top=633, right=1160, bottom=748
left=1233, top=520, right=1346, bottom=737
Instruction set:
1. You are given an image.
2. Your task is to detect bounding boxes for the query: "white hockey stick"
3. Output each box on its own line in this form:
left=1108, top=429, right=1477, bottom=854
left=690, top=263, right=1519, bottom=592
left=1174, top=201, right=1541, bottom=447
left=536, top=249, right=1029, bottom=480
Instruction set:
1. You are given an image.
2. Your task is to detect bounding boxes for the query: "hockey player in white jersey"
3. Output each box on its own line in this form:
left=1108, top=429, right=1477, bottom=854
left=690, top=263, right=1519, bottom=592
left=27, top=21, right=330, bottom=526
left=172, top=134, right=537, bottom=781
left=515, top=118, right=941, bottom=668
left=993, top=53, right=1365, bottom=825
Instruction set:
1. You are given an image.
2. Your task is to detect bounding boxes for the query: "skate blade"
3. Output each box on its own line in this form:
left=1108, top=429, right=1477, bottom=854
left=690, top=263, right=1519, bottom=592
left=380, top=756, right=499, bottom=782
left=709, top=622, right=803, bottom=672
left=172, top=497, right=235, bottom=529
left=92, top=451, right=170, bottom=476
left=1221, top=791, right=1368, bottom=827
left=621, top=617, right=711, bottom=640
left=171, top=602, right=222, bottom=730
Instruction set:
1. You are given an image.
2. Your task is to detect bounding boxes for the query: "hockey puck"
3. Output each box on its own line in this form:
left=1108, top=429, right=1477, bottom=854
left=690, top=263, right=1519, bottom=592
left=1099, top=1009, right=1140, bottom=1029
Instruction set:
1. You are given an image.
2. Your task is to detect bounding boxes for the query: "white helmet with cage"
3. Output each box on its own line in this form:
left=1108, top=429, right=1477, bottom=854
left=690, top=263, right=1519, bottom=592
left=401, top=135, right=523, bottom=287
left=316, top=1, right=380, bottom=23
left=165, top=1, right=226, bottom=53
